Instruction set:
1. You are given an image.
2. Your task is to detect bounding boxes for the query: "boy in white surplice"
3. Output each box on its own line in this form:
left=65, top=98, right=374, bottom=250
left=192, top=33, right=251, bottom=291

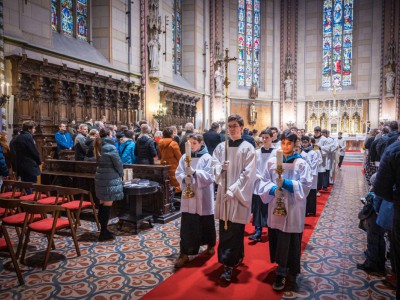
left=212, top=114, right=256, bottom=282
left=175, top=134, right=216, bottom=268
left=258, top=130, right=313, bottom=291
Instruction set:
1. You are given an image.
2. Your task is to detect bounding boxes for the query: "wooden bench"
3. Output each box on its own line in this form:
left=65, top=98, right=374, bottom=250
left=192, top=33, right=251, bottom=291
left=41, top=159, right=179, bottom=223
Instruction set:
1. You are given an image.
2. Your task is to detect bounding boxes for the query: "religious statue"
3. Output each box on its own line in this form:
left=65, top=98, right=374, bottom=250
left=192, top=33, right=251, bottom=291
left=385, top=68, right=395, bottom=97
left=249, top=101, right=257, bottom=124
left=214, top=65, right=223, bottom=97
left=284, top=75, right=293, bottom=100
left=148, top=37, right=161, bottom=71
left=249, top=82, right=258, bottom=99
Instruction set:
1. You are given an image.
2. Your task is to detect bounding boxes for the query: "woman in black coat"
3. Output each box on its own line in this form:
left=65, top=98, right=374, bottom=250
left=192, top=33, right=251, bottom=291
left=94, top=127, right=124, bottom=241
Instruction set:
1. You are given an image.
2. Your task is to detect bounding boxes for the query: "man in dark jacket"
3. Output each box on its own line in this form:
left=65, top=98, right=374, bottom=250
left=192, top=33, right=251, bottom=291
left=242, top=128, right=256, bottom=148
left=179, top=122, right=194, bottom=154
left=203, top=122, right=221, bottom=156
left=373, top=140, right=400, bottom=297
left=13, top=121, right=42, bottom=185
left=134, top=124, right=157, bottom=164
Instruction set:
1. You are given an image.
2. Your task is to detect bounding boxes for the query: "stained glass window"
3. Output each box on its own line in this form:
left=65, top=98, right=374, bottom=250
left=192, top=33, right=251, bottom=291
left=51, top=0, right=58, bottom=31
left=238, top=0, right=261, bottom=87
left=76, top=0, right=88, bottom=41
left=322, top=0, right=353, bottom=87
left=61, top=0, right=73, bottom=37
left=52, top=0, right=89, bottom=42
left=172, top=0, right=182, bottom=74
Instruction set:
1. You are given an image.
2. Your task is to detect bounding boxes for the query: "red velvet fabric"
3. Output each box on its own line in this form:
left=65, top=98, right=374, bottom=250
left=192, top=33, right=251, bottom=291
left=0, top=238, right=14, bottom=249
left=29, top=218, right=70, bottom=232
left=3, top=213, right=42, bottom=225
left=0, top=207, right=5, bottom=216
left=37, top=197, right=59, bottom=205
left=61, top=201, right=91, bottom=210
left=19, top=194, right=46, bottom=201
left=0, top=191, right=22, bottom=198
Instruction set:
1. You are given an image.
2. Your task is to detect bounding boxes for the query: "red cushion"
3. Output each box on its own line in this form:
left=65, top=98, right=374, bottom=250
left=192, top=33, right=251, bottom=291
left=61, top=201, right=92, bottom=210
left=0, top=207, right=5, bottom=217
left=0, top=238, right=14, bottom=249
left=37, top=197, right=59, bottom=205
left=2, top=212, right=42, bottom=225
left=29, top=218, right=70, bottom=232
left=0, top=191, right=22, bottom=198
left=19, top=194, right=47, bottom=201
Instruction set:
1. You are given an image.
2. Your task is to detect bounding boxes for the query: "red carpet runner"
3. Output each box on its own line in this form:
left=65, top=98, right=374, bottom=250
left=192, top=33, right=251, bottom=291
left=143, top=188, right=331, bottom=300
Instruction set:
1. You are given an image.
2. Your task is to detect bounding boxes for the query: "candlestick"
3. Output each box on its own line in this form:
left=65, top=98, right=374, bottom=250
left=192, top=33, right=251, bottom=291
left=276, top=149, right=283, bottom=167
left=185, top=140, right=191, bottom=157
left=6, top=83, right=9, bottom=96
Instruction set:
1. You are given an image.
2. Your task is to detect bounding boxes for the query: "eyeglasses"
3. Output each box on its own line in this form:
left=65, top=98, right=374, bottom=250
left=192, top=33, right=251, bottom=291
left=228, top=125, right=240, bottom=129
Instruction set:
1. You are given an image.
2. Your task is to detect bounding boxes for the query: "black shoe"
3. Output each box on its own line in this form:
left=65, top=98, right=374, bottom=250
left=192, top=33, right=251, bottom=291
left=220, top=266, right=232, bottom=282
left=98, top=230, right=115, bottom=242
left=356, top=263, right=385, bottom=276
left=272, top=275, right=286, bottom=291
left=248, top=233, right=261, bottom=242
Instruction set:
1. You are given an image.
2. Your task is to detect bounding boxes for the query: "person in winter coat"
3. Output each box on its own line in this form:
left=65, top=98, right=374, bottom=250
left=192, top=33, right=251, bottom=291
left=158, top=127, right=182, bottom=193
left=0, top=143, right=9, bottom=188
left=119, top=130, right=137, bottom=164
left=134, top=124, right=157, bottom=164
left=174, top=133, right=216, bottom=268
left=13, top=121, right=41, bottom=185
left=84, top=129, right=98, bottom=161
left=94, top=127, right=124, bottom=242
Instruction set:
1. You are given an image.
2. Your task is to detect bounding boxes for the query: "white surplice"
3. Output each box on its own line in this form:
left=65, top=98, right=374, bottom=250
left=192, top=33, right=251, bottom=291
left=258, top=157, right=313, bottom=233
left=212, top=141, right=256, bottom=224
left=176, top=153, right=215, bottom=216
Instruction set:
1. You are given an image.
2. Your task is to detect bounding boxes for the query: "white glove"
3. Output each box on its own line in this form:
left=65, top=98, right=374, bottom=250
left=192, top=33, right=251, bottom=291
left=184, top=176, right=192, bottom=185
left=222, top=160, right=230, bottom=171
left=274, top=188, right=283, bottom=199
left=276, top=177, right=284, bottom=188
left=223, top=189, right=234, bottom=202
left=185, top=166, right=195, bottom=176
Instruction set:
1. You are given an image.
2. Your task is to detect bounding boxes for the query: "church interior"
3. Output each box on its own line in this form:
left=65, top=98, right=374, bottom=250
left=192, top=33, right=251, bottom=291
left=0, top=0, right=399, bottom=299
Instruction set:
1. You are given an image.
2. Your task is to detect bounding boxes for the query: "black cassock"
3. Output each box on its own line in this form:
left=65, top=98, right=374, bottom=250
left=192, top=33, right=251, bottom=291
left=180, top=212, right=216, bottom=255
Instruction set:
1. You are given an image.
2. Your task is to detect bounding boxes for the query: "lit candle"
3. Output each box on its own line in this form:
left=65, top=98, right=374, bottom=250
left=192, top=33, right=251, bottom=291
left=6, top=83, right=9, bottom=96
left=0, top=82, right=4, bottom=95
left=276, top=149, right=283, bottom=167
left=185, top=140, right=191, bottom=157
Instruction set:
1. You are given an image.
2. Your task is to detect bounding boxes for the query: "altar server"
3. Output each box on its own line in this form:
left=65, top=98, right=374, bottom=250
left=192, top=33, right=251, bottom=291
left=249, top=129, right=277, bottom=242
left=174, top=134, right=216, bottom=268
left=259, top=130, right=313, bottom=291
left=300, top=136, right=322, bottom=216
left=212, top=114, right=256, bottom=282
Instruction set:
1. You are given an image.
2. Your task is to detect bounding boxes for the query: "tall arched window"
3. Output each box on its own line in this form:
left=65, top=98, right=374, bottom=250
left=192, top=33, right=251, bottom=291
left=172, top=0, right=182, bottom=75
left=51, top=0, right=89, bottom=42
left=238, top=0, right=261, bottom=87
left=322, top=0, right=353, bottom=88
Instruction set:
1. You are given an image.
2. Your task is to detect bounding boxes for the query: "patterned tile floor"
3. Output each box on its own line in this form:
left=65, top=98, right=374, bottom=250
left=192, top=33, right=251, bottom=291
left=0, top=164, right=396, bottom=299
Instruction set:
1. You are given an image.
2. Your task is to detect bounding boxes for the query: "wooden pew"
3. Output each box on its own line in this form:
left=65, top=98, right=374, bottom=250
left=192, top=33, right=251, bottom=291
left=41, top=159, right=180, bottom=223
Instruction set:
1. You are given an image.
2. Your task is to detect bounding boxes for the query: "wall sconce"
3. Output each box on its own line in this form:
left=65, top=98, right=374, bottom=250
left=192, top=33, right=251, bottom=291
left=0, top=82, right=10, bottom=108
left=153, top=102, right=167, bottom=129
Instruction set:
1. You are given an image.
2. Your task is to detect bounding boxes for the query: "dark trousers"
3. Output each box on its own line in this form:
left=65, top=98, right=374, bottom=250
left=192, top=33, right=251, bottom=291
left=364, top=212, right=386, bottom=271
left=20, top=174, right=38, bottom=194
left=392, top=207, right=400, bottom=298
left=338, top=155, right=345, bottom=168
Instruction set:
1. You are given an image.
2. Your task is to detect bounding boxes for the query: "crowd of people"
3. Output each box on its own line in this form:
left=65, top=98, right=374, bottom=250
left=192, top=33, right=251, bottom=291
left=361, top=120, right=400, bottom=296
left=2, top=115, right=398, bottom=295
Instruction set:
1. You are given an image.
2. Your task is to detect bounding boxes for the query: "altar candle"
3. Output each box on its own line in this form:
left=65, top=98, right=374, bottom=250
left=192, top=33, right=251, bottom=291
left=6, top=83, right=9, bottom=96
left=0, top=82, right=4, bottom=95
left=185, top=140, right=191, bottom=157
left=276, top=149, right=283, bottom=167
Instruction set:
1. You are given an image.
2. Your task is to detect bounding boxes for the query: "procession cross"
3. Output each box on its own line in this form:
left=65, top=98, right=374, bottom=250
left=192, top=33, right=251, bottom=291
left=216, top=48, right=236, bottom=230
